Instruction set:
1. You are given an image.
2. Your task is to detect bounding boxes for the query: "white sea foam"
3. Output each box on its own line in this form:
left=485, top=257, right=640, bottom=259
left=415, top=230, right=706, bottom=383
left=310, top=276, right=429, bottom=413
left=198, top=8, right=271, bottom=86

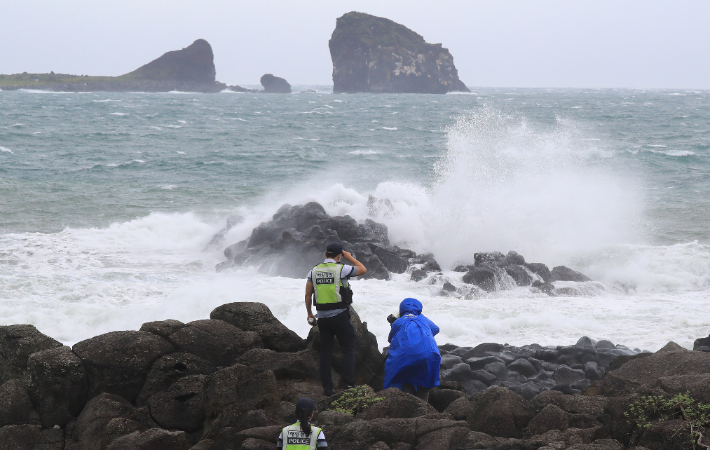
left=348, top=150, right=380, bottom=155
left=648, top=149, right=695, bottom=156
left=109, top=112, right=128, bottom=116
left=0, top=146, right=13, bottom=154
left=382, top=127, right=398, bottom=130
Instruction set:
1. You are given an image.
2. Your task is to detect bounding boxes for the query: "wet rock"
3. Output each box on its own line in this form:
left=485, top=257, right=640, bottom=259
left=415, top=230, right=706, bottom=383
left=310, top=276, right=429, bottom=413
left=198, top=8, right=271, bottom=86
left=167, top=319, right=262, bottom=367
left=0, top=379, right=40, bottom=427
left=584, top=361, right=604, bottom=381
left=462, top=267, right=497, bottom=292
left=554, top=365, right=586, bottom=386
left=550, top=266, right=591, bottom=282
left=441, top=281, right=456, bottom=292
left=440, top=354, right=462, bottom=370
left=137, top=352, right=216, bottom=407
left=66, top=393, right=155, bottom=450
left=461, top=387, right=534, bottom=438
left=358, top=388, right=437, bottom=419
left=483, top=361, right=509, bottom=380
left=508, top=358, right=538, bottom=377
left=221, top=202, right=395, bottom=280
left=525, top=263, right=552, bottom=283
left=105, top=428, right=188, bottom=450
left=0, top=425, right=63, bottom=450
left=471, top=370, right=497, bottom=386
left=596, top=342, right=710, bottom=397
left=139, top=320, right=186, bottom=340
left=465, top=355, right=505, bottom=370
left=528, top=403, right=570, bottom=435
left=428, top=388, right=467, bottom=413
left=26, top=346, right=88, bottom=428
left=0, top=325, right=62, bottom=384
left=505, top=265, right=533, bottom=286
left=238, top=348, right=320, bottom=381
left=410, top=269, right=427, bottom=282
left=202, top=364, right=278, bottom=434
left=148, top=375, right=206, bottom=432
left=72, top=331, right=174, bottom=404
left=210, top=302, right=305, bottom=353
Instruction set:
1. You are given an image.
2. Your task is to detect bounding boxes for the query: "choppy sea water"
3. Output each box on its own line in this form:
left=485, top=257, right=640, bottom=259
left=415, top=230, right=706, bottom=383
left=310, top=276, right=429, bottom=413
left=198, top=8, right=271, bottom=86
left=0, top=87, right=708, bottom=350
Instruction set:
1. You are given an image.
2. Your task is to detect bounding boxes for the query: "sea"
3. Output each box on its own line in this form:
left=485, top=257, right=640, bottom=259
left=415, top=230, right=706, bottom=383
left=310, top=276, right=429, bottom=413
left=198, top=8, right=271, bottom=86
left=0, top=87, right=708, bottom=351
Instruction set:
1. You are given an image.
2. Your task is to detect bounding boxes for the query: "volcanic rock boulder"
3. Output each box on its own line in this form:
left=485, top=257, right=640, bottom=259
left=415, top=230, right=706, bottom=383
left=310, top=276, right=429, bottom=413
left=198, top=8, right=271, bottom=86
left=26, top=346, right=88, bottom=428
left=105, top=428, right=188, bottom=450
left=0, top=379, right=40, bottom=427
left=124, top=39, right=217, bottom=84
left=0, top=425, right=64, bottom=450
left=147, top=375, right=206, bottom=433
left=165, top=319, right=262, bottom=367
left=445, top=387, right=534, bottom=438
left=594, top=342, right=710, bottom=399
left=72, top=331, right=174, bottom=404
left=65, top=393, right=156, bottom=450
left=260, top=74, right=291, bottom=93
left=329, top=12, right=469, bottom=94
left=136, top=352, right=217, bottom=407
left=210, top=302, right=305, bottom=352
left=0, top=324, right=62, bottom=384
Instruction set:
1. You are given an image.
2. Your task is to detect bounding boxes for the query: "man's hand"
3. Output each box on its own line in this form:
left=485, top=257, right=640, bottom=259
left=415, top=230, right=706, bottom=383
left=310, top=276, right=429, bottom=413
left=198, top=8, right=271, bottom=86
left=307, top=313, right=317, bottom=326
left=342, top=251, right=367, bottom=276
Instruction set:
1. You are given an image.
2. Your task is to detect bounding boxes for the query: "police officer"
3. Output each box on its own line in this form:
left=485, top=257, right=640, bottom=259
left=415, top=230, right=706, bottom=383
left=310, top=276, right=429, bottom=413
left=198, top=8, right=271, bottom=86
left=276, top=398, right=327, bottom=449
left=305, top=242, right=367, bottom=396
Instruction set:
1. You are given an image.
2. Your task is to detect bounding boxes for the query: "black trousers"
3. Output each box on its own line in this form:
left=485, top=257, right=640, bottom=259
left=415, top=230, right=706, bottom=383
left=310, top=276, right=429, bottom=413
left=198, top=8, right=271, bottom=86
left=317, top=309, right=356, bottom=391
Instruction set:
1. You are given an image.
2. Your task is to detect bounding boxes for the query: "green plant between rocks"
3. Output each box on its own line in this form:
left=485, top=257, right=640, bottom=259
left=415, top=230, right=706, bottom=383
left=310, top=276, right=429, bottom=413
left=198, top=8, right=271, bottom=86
left=329, top=385, right=384, bottom=416
left=625, top=392, right=710, bottom=449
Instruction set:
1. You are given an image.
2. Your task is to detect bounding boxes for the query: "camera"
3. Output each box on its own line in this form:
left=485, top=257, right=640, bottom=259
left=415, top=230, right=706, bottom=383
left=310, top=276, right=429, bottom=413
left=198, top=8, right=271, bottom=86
left=387, top=314, right=397, bottom=324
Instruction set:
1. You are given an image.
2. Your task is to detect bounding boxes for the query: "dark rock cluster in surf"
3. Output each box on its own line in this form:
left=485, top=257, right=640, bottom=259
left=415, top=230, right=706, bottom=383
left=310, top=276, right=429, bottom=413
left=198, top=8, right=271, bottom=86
left=217, top=201, right=593, bottom=298
left=438, top=337, right=642, bottom=400
left=2, top=304, right=710, bottom=449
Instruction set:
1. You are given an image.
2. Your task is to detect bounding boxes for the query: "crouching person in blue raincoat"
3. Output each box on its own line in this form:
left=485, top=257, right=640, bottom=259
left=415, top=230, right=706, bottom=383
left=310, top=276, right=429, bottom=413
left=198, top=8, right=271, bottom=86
left=383, top=298, right=441, bottom=402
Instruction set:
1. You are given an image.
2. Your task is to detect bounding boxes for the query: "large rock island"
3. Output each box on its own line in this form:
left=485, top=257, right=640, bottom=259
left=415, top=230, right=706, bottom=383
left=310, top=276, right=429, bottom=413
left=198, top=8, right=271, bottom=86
left=329, top=12, right=469, bottom=94
left=0, top=39, right=226, bottom=93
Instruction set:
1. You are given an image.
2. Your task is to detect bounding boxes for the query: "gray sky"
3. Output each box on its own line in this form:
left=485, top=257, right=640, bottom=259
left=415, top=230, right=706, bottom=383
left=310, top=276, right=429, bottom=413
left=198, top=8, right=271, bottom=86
left=2, top=0, right=709, bottom=89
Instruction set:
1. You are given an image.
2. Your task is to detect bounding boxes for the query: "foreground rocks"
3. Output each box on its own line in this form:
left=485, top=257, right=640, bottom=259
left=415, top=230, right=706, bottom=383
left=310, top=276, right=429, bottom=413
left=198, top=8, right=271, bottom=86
left=0, top=304, right=707, bottom=449
left=329, top=12, right=469, bottom=94
left=217, top=201, right=594, bottom=298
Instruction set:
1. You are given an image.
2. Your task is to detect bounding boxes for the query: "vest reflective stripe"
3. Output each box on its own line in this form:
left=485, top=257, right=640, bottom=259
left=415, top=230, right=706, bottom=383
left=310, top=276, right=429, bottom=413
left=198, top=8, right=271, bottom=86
left=312, top=263, right=348, bottom=310
left=282, top=423, right=320, bottom=450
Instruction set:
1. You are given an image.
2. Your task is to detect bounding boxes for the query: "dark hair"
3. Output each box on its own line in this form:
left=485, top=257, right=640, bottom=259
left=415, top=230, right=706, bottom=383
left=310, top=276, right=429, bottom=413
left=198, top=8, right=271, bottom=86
left=295, top=398, right=315, bottom=435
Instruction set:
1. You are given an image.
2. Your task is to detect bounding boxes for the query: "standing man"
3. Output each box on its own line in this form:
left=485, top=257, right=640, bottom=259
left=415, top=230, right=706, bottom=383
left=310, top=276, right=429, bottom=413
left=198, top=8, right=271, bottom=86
left=305, top=242, right=367, bottom=396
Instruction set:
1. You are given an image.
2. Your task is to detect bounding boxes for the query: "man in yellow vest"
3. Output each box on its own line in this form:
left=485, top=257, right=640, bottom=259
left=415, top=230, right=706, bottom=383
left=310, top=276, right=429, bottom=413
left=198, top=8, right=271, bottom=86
left=305, top=242, right=367, bottom=396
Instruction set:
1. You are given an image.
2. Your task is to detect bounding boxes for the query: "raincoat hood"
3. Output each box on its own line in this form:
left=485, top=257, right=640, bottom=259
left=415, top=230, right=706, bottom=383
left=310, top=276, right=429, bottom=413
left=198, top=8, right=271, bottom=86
left=399, top=298, right=422, bottom=317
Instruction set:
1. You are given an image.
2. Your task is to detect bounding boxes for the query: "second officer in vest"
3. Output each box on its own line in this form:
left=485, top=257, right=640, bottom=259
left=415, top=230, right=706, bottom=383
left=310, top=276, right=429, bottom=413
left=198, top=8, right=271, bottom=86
left=305, top=242, right=367, bottom=396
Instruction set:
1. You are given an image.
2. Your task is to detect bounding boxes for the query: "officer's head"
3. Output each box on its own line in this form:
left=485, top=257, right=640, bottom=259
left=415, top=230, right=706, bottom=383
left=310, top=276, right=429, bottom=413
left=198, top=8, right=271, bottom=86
left=325, top=242, right=343, bottom=261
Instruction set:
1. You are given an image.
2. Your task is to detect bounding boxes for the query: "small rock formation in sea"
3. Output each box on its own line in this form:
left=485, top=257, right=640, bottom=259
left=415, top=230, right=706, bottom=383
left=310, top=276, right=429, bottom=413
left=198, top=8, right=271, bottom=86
left=260, top=74, right=291, bottom=93
left=329, top=11, right=469, bottom=94
left=123, top=39, right=217, bottom=85
left=216, top=201, right=594, bottom=298
left=2, top=305, right=709, bottom=449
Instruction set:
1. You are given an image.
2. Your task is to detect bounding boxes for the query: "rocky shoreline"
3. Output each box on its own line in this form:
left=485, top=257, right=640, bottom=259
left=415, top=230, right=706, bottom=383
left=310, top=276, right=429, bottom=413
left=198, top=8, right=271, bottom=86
left=1, top=301, right=709, bottom=449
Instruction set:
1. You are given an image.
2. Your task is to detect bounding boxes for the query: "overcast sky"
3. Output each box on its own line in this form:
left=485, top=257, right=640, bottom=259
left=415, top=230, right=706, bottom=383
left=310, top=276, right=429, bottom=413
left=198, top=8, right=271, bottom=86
left=2, top=1, right=709, bottom=89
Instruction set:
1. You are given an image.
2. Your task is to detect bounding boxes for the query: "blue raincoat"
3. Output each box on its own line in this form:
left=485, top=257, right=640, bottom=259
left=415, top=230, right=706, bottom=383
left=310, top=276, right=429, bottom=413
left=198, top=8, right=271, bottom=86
left=383, top=298, right=441, bottom=390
